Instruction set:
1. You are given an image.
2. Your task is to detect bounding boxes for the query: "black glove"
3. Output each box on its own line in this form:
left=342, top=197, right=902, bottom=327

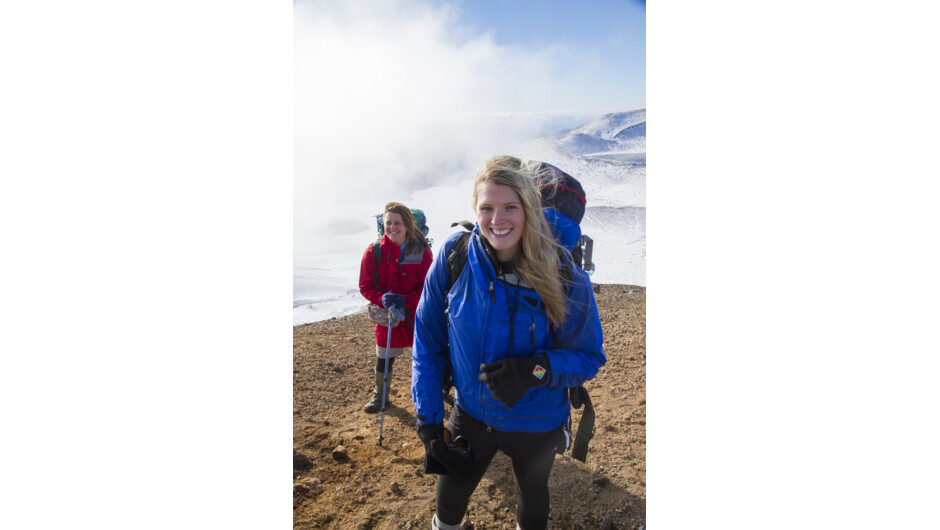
left=416, top=422, right=473, bottom=480
left=417, top=422, right=447, bottom=475
left=381, top=291, right=406, bottom=309
left=429, top=438, right=473, bottom=481
left=478, top=353, right=550, bottom=408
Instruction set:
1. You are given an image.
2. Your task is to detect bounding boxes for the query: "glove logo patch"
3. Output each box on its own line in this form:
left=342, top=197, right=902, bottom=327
left=532, top=364, right=546, bottom=380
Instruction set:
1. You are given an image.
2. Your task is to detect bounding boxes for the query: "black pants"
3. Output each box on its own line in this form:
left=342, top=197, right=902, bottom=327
left=375, top=356, right=395, bottom=373
left=435, top=406, right=567, bottom=530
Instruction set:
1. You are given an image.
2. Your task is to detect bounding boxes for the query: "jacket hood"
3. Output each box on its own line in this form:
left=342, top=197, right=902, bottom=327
left=543, top=208, right=581, bottom=251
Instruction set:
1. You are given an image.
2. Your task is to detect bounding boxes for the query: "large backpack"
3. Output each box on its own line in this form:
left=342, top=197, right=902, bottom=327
left=450, top=163, right=596, bottom=274
left=447, top=160, right=595, bottom=282
left=442, top=162, right=597, bottom=462
left=369, top=208, right=431, bottom=327
left=375, top=208, right=431, bottom=249
left=371, top=207, right=431, bottom=280
left=533, top=161, right=594, bottom=274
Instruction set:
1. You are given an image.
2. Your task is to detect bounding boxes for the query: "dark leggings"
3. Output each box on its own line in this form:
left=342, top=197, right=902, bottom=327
left=375, top=356, right=395, bottom=373
left=435, top=406, right=566, bottom=530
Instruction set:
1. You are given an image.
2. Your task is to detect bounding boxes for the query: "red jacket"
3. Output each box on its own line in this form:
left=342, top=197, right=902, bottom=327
left=359, top=235, right=433, bottom=348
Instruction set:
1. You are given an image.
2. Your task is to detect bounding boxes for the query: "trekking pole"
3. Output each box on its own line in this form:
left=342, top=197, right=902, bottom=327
left=377, top=311, right=394, bottom=446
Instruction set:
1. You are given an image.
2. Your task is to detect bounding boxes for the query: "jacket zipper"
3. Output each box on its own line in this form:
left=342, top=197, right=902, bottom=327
left=529, top=315, right=535, bottom=345
left=480, top=276, right=493, bottom=427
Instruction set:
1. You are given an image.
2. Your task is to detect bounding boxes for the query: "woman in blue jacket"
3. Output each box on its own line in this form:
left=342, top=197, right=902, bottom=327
left=412, top=155, right=605, bottom=530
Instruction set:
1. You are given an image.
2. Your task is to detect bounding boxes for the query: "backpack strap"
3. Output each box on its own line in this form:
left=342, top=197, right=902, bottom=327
left=373, top=239, right=401, bottom=326
left=439, top=229, right=472, bottom=399
left=450, top=219, right=475, bottom=232
left=554, top=260, right=596, bottom=462
left=558, top=260, right=574, bottom=284
left=569, top=386, right=595, bottom=462
left=371, top=240, right=382, bottom=289
left=372, top=239, right=420, bottom=328
left=445, top=231, right=472, bottom=293
left=579, top=235, right=595, bottom=274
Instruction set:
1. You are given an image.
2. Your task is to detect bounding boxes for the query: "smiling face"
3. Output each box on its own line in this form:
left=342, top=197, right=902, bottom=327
left=383, top=212, right=406, bottom=245
left=475, top=181, right=526, bottom=262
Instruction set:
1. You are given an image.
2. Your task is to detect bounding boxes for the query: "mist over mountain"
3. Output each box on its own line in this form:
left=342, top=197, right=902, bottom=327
left=293, top=108, right=646, bottom=325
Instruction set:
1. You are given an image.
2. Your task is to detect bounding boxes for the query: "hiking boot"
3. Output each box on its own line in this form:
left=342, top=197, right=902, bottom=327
left=363, top=396, right=382, bottom=414
left=364, top=393, right=391, bottom=413
left=432, top=514, right=462, bottom=530
left=364, top=371, right=390, bottom=414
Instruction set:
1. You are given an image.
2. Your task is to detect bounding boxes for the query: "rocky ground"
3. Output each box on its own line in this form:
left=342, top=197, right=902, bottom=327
left=294, top=284, right=646, bottom=529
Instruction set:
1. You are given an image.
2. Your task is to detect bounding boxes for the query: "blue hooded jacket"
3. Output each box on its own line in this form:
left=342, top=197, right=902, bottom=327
left=411, top=225, right=605, bottom=432
left=542, top=208, right=581, bottom=253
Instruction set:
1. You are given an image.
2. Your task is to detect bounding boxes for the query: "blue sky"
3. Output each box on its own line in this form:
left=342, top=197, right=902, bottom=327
left=293, top=0, right=647, bottom=236
left=441, top=0, right=646, bottom=111
left=294, top=0, right=645, bottom=116
left=447, top=0, right=645, bottom=49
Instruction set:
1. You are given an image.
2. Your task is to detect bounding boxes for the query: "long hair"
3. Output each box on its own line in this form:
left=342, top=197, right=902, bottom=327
left=472, top=155, right=567, bottom=327
left=383, top=202, right=426, bottom=256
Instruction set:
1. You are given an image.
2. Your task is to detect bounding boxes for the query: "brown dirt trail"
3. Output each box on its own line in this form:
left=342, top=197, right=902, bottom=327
left=294, top=284, right=645, bottom=529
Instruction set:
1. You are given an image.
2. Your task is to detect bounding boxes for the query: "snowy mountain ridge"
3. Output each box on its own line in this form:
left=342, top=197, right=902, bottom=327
left=556, top=109, right=646, bottom=156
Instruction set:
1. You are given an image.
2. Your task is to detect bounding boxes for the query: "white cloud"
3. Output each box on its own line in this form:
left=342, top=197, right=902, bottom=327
left=293, top=0, right=615, bottom=247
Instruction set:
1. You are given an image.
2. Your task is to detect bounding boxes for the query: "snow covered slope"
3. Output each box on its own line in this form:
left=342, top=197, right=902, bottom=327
left=556, top=109, right=646, bottom=156
left=293, top=109, right=646, bottom=324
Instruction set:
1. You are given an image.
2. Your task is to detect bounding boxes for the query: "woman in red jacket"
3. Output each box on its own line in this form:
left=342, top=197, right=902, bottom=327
left=359, top=202, right=433, bottom=413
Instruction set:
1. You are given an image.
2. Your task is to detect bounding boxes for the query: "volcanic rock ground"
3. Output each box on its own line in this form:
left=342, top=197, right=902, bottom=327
left=294, top=284, right=645, bottom=529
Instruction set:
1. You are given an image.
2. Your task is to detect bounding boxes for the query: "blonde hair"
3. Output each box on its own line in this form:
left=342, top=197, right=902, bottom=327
left=383, top=202, right=426, bottom=256
left=472, top=155, right=567, bottom=327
